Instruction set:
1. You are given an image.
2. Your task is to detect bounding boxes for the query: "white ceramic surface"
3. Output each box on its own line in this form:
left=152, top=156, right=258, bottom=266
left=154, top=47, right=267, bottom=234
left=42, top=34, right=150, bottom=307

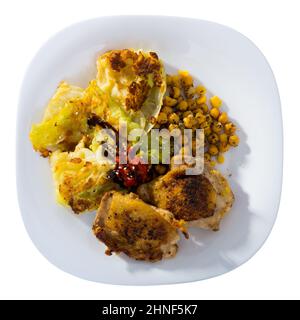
left=17, top=16, right=282, bottom=285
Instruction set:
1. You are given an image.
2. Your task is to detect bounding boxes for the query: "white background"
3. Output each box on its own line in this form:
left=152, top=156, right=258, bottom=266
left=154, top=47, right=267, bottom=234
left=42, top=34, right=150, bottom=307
left=0, top=0, right=298, bottom=300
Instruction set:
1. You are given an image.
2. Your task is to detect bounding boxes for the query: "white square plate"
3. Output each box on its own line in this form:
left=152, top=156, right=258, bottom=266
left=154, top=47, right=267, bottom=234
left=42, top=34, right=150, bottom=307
left=17, top=16, right=282, bottom=285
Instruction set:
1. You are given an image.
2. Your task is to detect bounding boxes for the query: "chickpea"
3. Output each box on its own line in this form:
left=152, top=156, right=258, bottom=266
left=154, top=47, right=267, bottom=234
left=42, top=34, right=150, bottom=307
left=208, top=144, right=219, bottom=156
left=204, top=152, right=211, bottom=161
left=212, top=121, right=223, bottom=134
left=193, top=107, right=202, bottom=115
left=170, top=75, right=181, bottom=87
left=169, top=113, right=180, bottom=124
left=179, top=71, right=193, bottom=87
left=205, top=114, right=213, bottom=125
left=170, top=86, right=181, bottom=99
left=204, top=127, right=212, bottom=136
left=177, top=100, right=188, bottom=111
left=162, top=106, right=173, bottom=115
left=200, top=121, right=209, bottom=129
left=182, top=77, right=194, bottom=88
left=196, top=95, right=207, bottom=105
left=183, top=115, right=195, bottom=128
left=157, top=112, right=168, bottom=124
left=210, top=96, right=222, bottom=108
left=155, top=165, right=167, bottom=175
left=186, top=86, right=196, bottom=98
left=183, top=110, right=193, bottom=118
left=210, top=107, right=220, bottom=119
left=229, top=135, right=239, bottom=147
left=208, top=133, right=219, bottom=144
left=219, top=142, right=230, bottom=153
left=217, top=154, right=225, bottom=164
left=187, top=99, right=197, bottom=110
left=219, top=133, right=228, bottom=143
left=195, top=112, right=206, bottom=124
left=168, top=124, right=179, bottom=132
left=195, top=85, right=206, bottom=96
left=200, top=103, right=209, bottom=113
left=224, top=122, right=236, bottom=135
left=218, top=112, right=228, bottom=124
left=163, top=96, right=177, bottom=107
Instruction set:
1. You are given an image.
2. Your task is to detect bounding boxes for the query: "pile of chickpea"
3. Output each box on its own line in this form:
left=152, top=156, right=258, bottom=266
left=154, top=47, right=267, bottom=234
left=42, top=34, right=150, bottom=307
left=154, top=70, right=239, bottom=167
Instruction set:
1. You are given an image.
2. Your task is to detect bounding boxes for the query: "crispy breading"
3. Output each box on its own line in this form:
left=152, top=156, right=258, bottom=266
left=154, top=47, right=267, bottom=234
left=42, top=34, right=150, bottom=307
left=125, top=80, right=150, bottom=111
left=97, top=49, right=166, bottom=131
left=50, top=141, right=118, bottom=214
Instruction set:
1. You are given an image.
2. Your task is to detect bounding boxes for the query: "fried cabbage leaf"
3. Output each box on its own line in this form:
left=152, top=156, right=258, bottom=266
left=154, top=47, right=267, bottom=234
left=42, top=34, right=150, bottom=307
left=30, top=79, right=144, bottom=156
left=50, top=140, right=118, bottom=213
left=30, top=82, right=92, bottom=155
left=97, top=49, right=166, bottom=132
left=43, top=81, right=84, bottom=120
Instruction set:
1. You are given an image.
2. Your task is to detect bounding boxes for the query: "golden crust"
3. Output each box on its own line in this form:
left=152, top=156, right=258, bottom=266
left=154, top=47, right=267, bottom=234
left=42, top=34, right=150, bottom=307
left=108, top=51, right=127, bottom=71
left=107, top=49, right=162, bottom=81
left=92, top=191, right=181, bottom=262
left=125, top=80, right=150, bottom=111
left=163, top=171, right=216, bottom=220
left=50, top=143, right=117, bottom=214
left=137, top=163, right=234, bottom=231
left=101, top=49, right=164, bottom=111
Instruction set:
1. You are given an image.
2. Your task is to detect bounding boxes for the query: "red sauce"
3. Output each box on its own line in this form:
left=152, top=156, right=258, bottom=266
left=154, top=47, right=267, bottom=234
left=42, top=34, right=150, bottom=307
left=109, top=150, right=152, bottom=188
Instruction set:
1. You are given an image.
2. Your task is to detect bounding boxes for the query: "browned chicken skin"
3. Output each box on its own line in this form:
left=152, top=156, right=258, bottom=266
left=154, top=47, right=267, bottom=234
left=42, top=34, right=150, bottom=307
left=93, top=191, right=185, bottom=262
left=137, top=162, right=234, bottom=231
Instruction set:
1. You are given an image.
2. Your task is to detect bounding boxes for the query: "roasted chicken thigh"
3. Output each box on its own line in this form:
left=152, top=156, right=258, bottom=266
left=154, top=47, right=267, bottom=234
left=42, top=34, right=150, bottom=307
left=93, top=191, right=185, bottom=261
left=137, top=163, right=234, bottom=231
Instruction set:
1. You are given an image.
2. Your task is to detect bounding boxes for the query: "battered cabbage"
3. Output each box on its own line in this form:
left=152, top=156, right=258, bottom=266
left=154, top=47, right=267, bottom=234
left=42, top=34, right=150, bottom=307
left=30, top=79, right=149, bottom=156
left=50, top=140, right=118, bottom=213
left=43, top=81, right=84, bottom=121
left=97, top=49, right=166, bottom=132
left=29, top=81, right=109, bottom=155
